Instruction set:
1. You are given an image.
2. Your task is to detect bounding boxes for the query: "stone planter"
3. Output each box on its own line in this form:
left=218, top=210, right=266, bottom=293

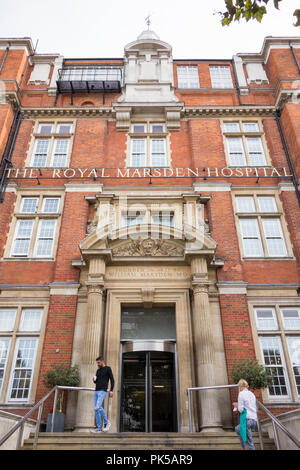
left=46, top=413, right=65, bottom=432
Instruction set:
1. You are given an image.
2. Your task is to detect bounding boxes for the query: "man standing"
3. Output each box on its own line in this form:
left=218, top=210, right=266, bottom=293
left=90, top=356, right=115, bottom=433
left=233, top=379, right=258, bottom=450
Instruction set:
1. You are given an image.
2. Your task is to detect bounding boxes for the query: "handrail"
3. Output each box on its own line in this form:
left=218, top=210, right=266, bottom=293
left=257, top=400, right=300, bottom=450
left=187, top=384, right=300, bottom=450
left=0, top=385, right=110, bottom=450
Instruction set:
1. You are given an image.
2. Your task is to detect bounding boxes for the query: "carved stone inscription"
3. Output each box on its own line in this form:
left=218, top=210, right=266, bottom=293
left=105, top=266, right=190, bottom=280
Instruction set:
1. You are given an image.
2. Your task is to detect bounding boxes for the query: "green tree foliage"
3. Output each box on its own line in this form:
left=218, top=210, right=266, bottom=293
left=43, top=363, right=80, bottom=389
left=219, top=1, right=300, bottom=27
left=43, top=363, right=80, bottom=413
left=231, top=359, right=272, bottom=390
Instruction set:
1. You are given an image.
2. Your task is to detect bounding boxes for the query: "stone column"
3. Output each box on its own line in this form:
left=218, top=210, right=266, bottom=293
left=75, top=257, right=106, bottom=431
left=191, top=256, right=222, bottom=432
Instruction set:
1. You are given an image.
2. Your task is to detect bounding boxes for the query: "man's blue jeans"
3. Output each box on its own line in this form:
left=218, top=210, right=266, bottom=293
left=94, top=390, right=108, bottom=429
left=235, top=419, right=257, bottom=450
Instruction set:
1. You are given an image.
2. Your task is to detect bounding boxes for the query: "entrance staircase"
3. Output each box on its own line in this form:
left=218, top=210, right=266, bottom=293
left=22, top=431, right=276, bottom=450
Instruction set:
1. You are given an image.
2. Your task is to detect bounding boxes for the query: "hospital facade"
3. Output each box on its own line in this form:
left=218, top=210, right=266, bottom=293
left=0, top=31, right=300, bottom=433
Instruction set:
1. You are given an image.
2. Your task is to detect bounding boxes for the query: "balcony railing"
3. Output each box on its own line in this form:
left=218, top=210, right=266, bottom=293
left=56, top=67, right=123, bottom=104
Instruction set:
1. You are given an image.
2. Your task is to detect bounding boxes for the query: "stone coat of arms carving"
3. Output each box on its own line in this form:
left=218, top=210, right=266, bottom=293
left=112, top=238, right=184, bottom=257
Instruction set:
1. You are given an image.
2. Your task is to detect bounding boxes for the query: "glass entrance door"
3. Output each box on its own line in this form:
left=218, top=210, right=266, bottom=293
left=120, top=351, right=177, bottom=432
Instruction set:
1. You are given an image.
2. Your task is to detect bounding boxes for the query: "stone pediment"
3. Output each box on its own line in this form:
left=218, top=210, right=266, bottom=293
left=79, top=224, right=218, bottom=262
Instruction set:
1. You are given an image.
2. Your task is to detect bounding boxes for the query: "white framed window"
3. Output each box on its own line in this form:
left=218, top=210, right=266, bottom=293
left=0, top=338, right=11, bottom=395
left=286, top=337, right=300, bottom=395
left=151, top=212, right=174, bottom=227
left=226, top=137, right=246, bottom=166
left=210, top=66, right=233, bottom=88
left=257, top=196, right=278, bottom=213
left=235, top=196, right=256, bottom=213
left=177, top=66, right=200, bottom=89
left=131, top=124, right=146, bottom=134
left=20, top=198, right=39, bottom=214
left=11, top=219, right=35, bottom=257
left=8, top=337, right=38, bottom=401
left=31, top=122, right=74, bottom=167
left=150, top=123, right=165, bottom=133
left=255, top=307, right=278, bottom=331
left=131, top=139, right=146, bottom=167
left=51, top=139, right=69, bottom=167
left=235, top=195, right=288, bottom=258
left=19, top=309, right=42, bottom=332
left=259, top=336, right=290, bottom=398
left=223, top=122, right=240, bottom=133
left=246, top=137, right=266, bottom=166
left=253, top=303, right=300, bottom=402
left=261, top=218, right=287, bottom=257
left=32, top=139, right=49, bottom=167
left=150, top=139, right=167, bottom=167
left=129, top=122, right=169, bottom=168
left=281, top=308, right=300, bottom=330
left=34, top=219, right=56, bottom=258
left=42, top=198, right=60, bottom=214
left=57, top=123, right=72, bottom=134
left=240, top=218, right=264, bottom=257
left=243, top=122, right=260, bottom=133
left=10, top=195, right=61, bottom=259
left=223, top=120, right=267, bottom=166
left=0, top=306, right=44, bottom=403
left=122, top=212, right=146, bottom=227
left=38, top=123, right=53, bottom=134
left=0, top=309, right=17, bottom=332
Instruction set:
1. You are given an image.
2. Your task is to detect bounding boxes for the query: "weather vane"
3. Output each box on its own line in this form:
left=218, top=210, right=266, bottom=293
left=145, top=13, right=151, bottom=30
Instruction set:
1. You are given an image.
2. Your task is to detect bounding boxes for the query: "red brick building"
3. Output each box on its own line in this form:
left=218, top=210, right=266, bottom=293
left=0, top=30, right=300, bottom=434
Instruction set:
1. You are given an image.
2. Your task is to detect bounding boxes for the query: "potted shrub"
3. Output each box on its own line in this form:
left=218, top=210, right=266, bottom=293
left=43, top=363, right=80, bottom=432
left=231, top=359, right=272, bottom=391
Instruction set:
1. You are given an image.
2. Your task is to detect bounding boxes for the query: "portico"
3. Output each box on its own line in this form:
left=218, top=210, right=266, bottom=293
left=68, top=218, right=232, bottom=433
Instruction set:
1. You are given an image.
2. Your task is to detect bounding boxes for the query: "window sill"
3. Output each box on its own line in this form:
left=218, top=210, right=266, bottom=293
left=128, top=133, right=168, bottom=138
left=33, top=133, right=73, bottom=138
left=262, top=401, right=299, bottom=407
left=14, top=213, right=61, bottom=218
left=242, top=257, right=294, bottom=261
left=3, top=257, right=55, bottom=262
left=237, top=212, right=283, bottom=216
left=0, top=402, right=35, bottom=408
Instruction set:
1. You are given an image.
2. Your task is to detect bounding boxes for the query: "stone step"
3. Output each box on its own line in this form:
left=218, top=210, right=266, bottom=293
left=22, top=432, right=276, bottom=450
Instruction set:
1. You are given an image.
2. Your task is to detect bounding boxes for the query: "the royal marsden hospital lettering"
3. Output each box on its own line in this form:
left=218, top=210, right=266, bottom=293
left=5, top=166, right=292, bottom=179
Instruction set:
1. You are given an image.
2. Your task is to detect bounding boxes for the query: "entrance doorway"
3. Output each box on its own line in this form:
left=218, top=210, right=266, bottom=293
left=120, top=349, right=177, bottom=432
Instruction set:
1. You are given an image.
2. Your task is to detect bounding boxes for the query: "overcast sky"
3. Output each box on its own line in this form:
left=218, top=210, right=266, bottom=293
left=0, top=0, right=299, bottom=58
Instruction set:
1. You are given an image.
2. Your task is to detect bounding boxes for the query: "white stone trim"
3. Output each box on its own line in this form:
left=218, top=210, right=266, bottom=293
left=237, top=37, right=300, bottom=65
left=279, top=182, right=295, bottom=192
left=217, top=282, right=248, bottom=295
left=49, top=283, right=80, bottom=296
left=5, top=184, right=17, bottom=193
left=64, top=183, right=103, bottom=193
left=193, top=182, right=232, bottom=192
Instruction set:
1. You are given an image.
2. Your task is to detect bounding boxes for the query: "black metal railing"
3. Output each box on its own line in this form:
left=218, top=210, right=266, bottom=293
left=56, top=67, right=123, bottom=105
left=58, top=67, right=122, bottom=83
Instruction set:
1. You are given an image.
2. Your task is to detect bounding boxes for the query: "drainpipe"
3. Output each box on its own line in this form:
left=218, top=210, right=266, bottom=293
left=275, top=109, right=300, bottom=208
left=0, top=42, right=11, bottom=76
left=289, top=41, right=300, bottom=75
left=231, top=58, right=242, bottom=106
left=0, top=108, right=22, bottom=203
